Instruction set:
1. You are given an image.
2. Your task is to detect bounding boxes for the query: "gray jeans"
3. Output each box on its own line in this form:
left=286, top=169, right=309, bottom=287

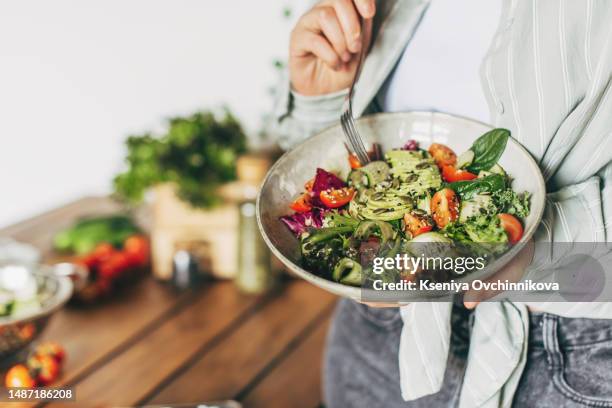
left=324, top=299, right=612, bottom=407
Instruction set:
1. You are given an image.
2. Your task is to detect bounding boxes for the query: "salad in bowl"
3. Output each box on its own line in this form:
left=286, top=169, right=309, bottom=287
left=279, top=128, right=530, bottom=286
left=257, top=112, right=545, bottom=299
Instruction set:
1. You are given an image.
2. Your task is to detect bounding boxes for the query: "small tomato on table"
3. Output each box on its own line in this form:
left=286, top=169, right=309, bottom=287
left=27, top=354, right=60, bottom=386
left=5, top=364, right=37, bottom=388
left=35, top=341, right=66, bottom=365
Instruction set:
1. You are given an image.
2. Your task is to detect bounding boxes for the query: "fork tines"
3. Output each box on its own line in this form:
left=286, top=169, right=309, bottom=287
left=341, top=110, right=370, bottom=165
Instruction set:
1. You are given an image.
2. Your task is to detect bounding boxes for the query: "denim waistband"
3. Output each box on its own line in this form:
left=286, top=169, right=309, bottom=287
left=528, top=312, right=612, bottom=348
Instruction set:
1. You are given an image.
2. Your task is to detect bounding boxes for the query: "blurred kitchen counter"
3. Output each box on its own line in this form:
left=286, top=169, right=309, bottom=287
left=1, top=197, right=337, bottom=408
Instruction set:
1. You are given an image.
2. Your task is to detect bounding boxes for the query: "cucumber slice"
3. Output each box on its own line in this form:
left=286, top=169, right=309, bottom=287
left=349, top=170, right=369, bottom=189
left=417, top=195, right=432, bottom=214
left=360, top=161, right=390, bottom=186
left=459, top=194, right=494, bottom=222
left=333, top=258, right=363, bottom=286
left=478, top=164, right=506, bottom=178
left=457, top=150, right=475, bottom=169
left=489, top=164, right=506, bottom=175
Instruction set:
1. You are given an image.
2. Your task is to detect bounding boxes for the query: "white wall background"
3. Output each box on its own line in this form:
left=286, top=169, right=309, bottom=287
left=0, top=0, right=308, bottom=228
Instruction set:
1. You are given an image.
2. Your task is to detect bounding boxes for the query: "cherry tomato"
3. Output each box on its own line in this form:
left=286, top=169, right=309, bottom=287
left=123, top=235, right=150, bottom=267
left=431, top=188, right=460, bottom=228
left=498, top=213, right=524, bottom=244
left=290, top=193, right=312, bottom=213
left=19, top=323, right=36, bottom=340
left=428, top=143, right=457, bottom=167
left=5, top=364, right=36, bottom=388
left=319, top=187, right=355, bottom=208
left=35, top=342, right=66, bottom=365
left=92, top=243, right=115, bottom=260
left=27, top=354, right=60, bottom=385
left=348, top=153, right=362, bottom=169
left=98, top=252, right=132, bottom=280
left=403, top=212, right=434, bottom=238
left=441, top=165, right=478, bottom=182
left=304, top=178, right=315, bottom=192
left=80, top=242, right=116, bottom=268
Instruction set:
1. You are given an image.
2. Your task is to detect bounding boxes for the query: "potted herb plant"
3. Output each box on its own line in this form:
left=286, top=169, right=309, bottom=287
left=113, top=109, right=248, bottom=279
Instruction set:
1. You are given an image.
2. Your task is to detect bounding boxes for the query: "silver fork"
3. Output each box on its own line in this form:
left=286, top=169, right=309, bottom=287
left=341, top=20, right=370, bottom=165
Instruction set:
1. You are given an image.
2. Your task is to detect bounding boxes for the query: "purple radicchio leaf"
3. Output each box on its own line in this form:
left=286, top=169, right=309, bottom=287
left=279, top=207, right=328, bottom=237
left=310, top=168, right=346, bottom=206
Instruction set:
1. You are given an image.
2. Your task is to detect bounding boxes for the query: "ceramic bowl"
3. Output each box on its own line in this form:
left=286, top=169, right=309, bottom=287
left=257, top=112, right=545, bottom=300
left=0, top=263, right=75, bottom=361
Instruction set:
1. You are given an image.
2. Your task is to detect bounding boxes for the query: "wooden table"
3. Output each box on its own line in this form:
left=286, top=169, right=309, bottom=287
left=1, top=197, right=338, bottom=407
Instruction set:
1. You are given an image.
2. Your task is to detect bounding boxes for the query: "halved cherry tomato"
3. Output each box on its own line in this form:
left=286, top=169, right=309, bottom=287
left=27, top=354, right=60, bottom=385
left=320, top=187, right=355, bottom=208
left=304, top=177, right=315, bottom=192
left=290, top=193, right=312, bottom=213
left=5, top=364, right=36, bottom=388
left=498, top=213, right=524, bottom=244
left=431, top=188, right=460, bottom=228
left=442, top=165, right=478, bottom=182
left=348, top=153, right=362, bottom=169
left=429, top=143, right=457, bottom=167
left=403, top=212, right=434, bottom=238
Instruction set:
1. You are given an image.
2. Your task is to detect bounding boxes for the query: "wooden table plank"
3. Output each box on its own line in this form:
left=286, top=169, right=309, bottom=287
left=46, top=282, right=265, bottom=408
left=144, top=282, right=336, bottom=407
left=1, top=196, right=187, bottom=388
left=1, top=197, right=189, bottom=407
left=2, top=197, right=339, bottom=407
left=241, top=315, right=333, bottom=408
left=39, top=279, right=189, bottom=389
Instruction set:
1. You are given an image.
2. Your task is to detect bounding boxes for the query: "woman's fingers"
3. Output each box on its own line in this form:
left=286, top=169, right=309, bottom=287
left=329, top=0, right=363, bottom=53
left=353, top=0, right=376, bottom=19
left=317, top=7, right=351, bottom=62
left=288, top=0, right=377, bottom=94
left=293, top=0, right=376, bottom=64
left=291, top=29, right=341, bottom=69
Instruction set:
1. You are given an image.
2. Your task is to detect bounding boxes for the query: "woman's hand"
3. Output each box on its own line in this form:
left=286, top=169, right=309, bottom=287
left=289, top=0, right=376, bottom=96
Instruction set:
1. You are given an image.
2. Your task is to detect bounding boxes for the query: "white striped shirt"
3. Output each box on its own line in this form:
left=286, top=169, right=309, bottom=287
left=273, top=0, right=612, bottom=406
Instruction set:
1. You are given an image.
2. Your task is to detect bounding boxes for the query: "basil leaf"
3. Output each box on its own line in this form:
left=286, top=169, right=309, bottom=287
left=467, top=128, right=509, bottom=173
left=447, top=174, right=506, bottom=200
